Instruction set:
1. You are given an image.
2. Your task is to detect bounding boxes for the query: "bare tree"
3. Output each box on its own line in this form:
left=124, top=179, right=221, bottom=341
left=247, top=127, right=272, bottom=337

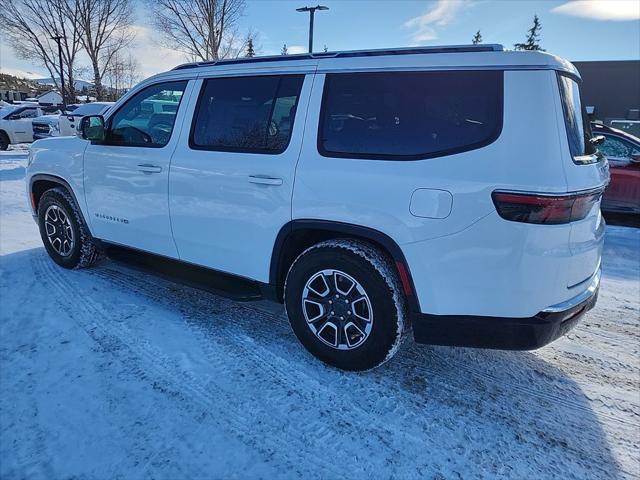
left=105, top=51, right=140, bottom=100
left=76, top=0, right=135, bottom=100
left=0, top=0, right=83, bottom=103
left=146, top=0, right=247, bottom=61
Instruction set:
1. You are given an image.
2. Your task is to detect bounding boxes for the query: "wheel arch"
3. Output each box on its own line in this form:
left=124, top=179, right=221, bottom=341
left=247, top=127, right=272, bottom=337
left=270, top=220, right=420, bottom=313
left=29, top=175, right=91, bottom=235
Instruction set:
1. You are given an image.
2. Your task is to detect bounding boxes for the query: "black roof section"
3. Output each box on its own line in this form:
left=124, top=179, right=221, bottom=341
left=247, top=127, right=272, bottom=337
left=172, top=44, right=504, bottom=71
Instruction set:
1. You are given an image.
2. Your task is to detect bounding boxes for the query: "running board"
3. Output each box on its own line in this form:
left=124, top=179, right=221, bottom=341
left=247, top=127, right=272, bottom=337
left=103, top=246, right=264, bottom=302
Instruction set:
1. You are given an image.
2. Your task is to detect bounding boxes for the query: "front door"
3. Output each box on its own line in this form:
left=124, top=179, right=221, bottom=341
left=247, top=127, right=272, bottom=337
left=169, top=72, right=313, bottom=281
left=84, top=80, right=191, bottom=257
left=9, top=106, right=40, bottom=142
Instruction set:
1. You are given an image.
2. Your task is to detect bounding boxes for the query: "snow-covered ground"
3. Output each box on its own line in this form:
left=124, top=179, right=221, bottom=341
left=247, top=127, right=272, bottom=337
left=1, top=149, right=639, bottom=479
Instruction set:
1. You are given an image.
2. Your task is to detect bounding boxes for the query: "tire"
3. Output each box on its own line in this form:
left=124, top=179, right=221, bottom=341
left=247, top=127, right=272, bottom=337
left=285, top=239, right=408, bottom=371
left=0, top=132, right=8, bottom=151
left=37, top=187, right=102, bottom=269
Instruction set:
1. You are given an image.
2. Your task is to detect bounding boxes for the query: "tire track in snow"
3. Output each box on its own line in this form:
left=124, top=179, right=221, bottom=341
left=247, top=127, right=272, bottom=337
left=31, top=253, right=343, bottom=478
left=97, top=261, right=639, bottom=430
left=90, top=261, right=634, bottom=479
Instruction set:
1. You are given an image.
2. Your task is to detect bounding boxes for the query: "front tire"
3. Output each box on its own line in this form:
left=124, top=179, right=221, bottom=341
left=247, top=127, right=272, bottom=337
left=285, top=239, right=408, bottom=371
left=0, top=132, right=9, bottom=151
left=37, top=188, right=102, bottom=269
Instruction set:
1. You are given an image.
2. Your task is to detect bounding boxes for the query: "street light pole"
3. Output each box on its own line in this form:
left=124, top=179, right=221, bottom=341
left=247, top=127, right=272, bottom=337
left=50, top=35, right=66, bottom=110
left=296, top=5, right=329, bottom=53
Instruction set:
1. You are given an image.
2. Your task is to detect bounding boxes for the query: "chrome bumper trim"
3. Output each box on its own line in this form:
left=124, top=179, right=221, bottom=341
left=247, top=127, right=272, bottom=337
left=543, top=268, right=601, bottom=313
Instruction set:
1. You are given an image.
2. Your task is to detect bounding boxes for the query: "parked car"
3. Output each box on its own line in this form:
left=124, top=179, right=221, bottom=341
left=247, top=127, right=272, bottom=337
left=32, top=113, right=62, bottom=140
left=58, top=102, right=114, bottom=136
left=608, top=120, right=640, bottom=138
left=26, top=45, right=608, bottom=370
left=0, top=104, right=41, bottom=149
left=592, top=122, right=640, bottom=214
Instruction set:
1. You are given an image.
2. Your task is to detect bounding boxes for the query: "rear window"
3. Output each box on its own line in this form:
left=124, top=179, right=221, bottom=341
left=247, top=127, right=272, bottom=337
left=190, top=75, right=304, bottom=154
left=318, top=70, right=503, bottom=160
left=557, top=73, right=597, bottom=163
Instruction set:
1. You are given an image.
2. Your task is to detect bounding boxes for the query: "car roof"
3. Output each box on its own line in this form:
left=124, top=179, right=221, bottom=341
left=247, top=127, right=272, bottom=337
left=141, top=44, right=578, bottom=86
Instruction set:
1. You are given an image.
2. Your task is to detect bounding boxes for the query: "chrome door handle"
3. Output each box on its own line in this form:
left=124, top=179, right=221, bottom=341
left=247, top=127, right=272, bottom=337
left=248, top=175, right=283, bottom=186
left=138, top=164, right=162, bottom=174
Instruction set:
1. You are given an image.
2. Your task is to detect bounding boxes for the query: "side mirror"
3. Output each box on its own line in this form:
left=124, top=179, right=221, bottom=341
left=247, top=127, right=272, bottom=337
left=80, top=115, right=106, bottom=142
left=590, top=135, right=605, bottom=146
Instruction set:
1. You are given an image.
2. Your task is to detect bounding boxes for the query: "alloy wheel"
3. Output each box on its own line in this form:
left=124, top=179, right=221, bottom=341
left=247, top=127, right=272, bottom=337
left=44, top=205, right=75, bottom=257
left=301, top=269, right=373, bottom=350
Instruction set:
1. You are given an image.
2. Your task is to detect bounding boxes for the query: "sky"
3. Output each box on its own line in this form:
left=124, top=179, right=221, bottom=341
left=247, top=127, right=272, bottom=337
left=1, top=0, right=639, bottom=80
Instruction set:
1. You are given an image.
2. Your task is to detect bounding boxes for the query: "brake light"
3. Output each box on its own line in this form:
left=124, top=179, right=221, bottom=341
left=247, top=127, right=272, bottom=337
left=492, top=190, right=602, bottom=225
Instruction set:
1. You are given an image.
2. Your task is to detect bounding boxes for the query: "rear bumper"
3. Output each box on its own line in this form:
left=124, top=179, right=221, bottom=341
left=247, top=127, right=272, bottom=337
left=413, top=269, right=600, bottom=350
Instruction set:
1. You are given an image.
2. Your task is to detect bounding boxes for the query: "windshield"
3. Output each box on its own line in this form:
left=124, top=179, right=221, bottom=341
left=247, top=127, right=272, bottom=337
left=557, top=73, right=597, bottom=163
left=0, top=106, right=19, bottom=119
left=73, top=103, right=113, bottom=116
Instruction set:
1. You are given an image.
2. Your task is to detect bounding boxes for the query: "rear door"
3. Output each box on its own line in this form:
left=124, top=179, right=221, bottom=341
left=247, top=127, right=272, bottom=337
left=84, top=80, right=192, bottom=257
left=169, top=71, right=313, bottom=282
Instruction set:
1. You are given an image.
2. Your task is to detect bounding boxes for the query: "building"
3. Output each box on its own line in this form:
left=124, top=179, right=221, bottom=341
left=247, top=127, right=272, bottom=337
left=37, top=90, right=63, bottom=106
left=573, top=60, right=640, bottom=128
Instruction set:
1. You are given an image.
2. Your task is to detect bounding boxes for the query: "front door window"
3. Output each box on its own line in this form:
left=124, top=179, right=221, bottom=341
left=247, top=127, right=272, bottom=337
left=108, top=81, right=187, bottom=147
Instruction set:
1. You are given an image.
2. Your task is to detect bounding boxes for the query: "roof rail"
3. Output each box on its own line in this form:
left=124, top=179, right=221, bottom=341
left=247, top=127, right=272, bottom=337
left=172, top=44, right=504, bottom=71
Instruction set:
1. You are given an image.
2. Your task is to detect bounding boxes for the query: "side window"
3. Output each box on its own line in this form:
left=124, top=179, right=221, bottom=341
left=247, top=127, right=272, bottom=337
left=108, top=81, right=187, bottom=147
left=11, top=108, right=37, bottom=120
left=319, top=70, right=503, bottom=160
left=599, top=136, right=632, bottom=160
left=191, top=75, right=304, bottom=154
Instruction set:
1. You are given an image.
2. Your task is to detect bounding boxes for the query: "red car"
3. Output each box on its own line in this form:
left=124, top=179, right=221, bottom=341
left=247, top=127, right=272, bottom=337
left=592, top=123, right=640, bottom=215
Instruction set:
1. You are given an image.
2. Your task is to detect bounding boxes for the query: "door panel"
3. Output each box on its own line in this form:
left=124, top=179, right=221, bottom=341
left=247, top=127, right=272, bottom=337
left=169, top=71, right=313, bottom=282
left=11, top=107, right=39, bottom=142
left=84, top=80, right=193, bottom=257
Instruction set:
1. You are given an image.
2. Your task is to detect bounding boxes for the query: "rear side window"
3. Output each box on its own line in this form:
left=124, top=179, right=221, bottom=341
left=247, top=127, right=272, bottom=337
left=191, top=75, right=304, bottom=154
left=318, top=70, right=503, bottom=160
left=557, top=73, right=597, bottom=163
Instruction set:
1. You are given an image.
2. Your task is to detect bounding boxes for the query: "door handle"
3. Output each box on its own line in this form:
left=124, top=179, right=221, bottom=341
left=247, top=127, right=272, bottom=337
left=248, top=175, right=283, bottom=186
left=137, top=164, right=163, bottom=174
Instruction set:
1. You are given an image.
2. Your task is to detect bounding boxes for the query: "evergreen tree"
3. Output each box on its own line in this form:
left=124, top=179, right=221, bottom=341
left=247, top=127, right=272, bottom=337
left=246, top=38, right=256, bottom=57
left=323, top=45, right=328, bottom=53
left=472, top=30, right=482, bottom=45
left=281, top=44, right=288, bottom=55
left=514, top=14, right=545, bottom=51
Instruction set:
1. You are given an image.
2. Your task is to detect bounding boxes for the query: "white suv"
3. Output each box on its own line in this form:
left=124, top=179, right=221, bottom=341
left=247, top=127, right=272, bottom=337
left=26, top=45, right=608, bottom=370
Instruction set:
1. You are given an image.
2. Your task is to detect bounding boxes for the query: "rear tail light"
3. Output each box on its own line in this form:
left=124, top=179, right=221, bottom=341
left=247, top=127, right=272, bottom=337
left=492, top=189, right=602, bottom=225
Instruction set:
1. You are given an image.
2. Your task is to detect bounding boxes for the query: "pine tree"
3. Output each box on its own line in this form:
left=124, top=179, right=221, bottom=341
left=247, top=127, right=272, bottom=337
left=472, top=30, right=482, bottom=45
left=323, top=45, right=328, bottom=53
left=246, top=38, right=256, bottom=57
left=281, top=44, right=288, bottom=55
left=514, top=14, right=545, bottom=51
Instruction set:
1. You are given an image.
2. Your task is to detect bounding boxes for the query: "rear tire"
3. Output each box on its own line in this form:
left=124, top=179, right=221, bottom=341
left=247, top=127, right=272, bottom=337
left=37, top=188, right=102, bottom=269
left=285, top=239, right=408, bottom=371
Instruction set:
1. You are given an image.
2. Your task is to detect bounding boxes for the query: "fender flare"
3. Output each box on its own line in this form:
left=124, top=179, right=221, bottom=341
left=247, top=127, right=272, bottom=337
left=29, top=174, right=92, bottom=233
left=270, top=219, right=421, bottom=313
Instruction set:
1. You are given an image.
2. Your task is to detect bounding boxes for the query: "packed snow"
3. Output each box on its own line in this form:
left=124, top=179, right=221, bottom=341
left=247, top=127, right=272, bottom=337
left=1, top=147, right=639, bottom=479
